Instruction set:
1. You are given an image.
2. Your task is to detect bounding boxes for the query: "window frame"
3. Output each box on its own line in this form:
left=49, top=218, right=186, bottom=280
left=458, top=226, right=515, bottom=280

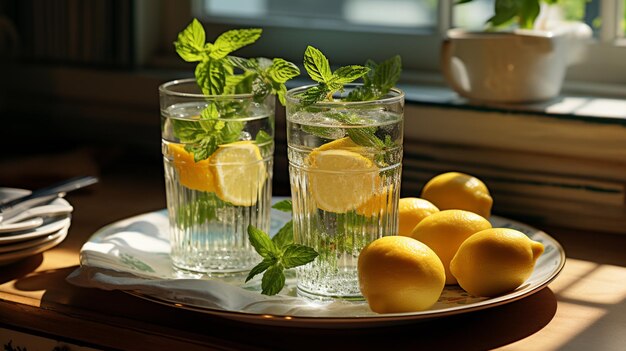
left=172, top=0, right=625, bottom=95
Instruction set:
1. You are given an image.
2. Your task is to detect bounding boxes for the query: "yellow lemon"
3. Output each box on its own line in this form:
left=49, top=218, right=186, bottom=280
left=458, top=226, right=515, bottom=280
left=450, top=228, right=545, bottom=297
left=397, top=197, right=439, bottom=236
left=169, top=143, right=215, bottom=192
left=421, top=172, right=493, bottom=219
left=358, top=236, right=445, bottom=313
left=210, top=141, right=266, bottom=206
left=315, top=136, right=360, bottom=151
left=307, top=149, right=379, bottom=213
left=410, top=209, right=492, bottom=285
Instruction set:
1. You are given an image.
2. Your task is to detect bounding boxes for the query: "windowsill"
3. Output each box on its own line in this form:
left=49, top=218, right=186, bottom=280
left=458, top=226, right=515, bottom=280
left=399, top=83, right=626, bottom=123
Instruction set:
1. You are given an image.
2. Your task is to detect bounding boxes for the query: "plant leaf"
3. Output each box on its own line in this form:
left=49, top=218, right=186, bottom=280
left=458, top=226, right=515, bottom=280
left=303, top=46, right=333, bottom=83
left=271, top=220, right=294, bottom=249
left=227, top=56, right=260, bottom=71
left=347, top=127, right=385, bottom=148
left=245, top=257, right=276, bottom=282
left=331, top=65, right=370, bottom=85
left=196, top=59, right=226, bottom=95
left=268, top=58, right=301, bottom=83
left=281, top=244, right=318, bottom=269
left=210, top=28, right=262, bottom=59
left=518, top=0, right=541, bottom=29
left=261, top=264, right=285, bottom=295
left=372, top=55, right=401, bottom=92
left=272, top=199, right=293, bottom=212
left=300, top=84, right=330, bottom=106
left=247, top=225, right=278, bottom=258
left=174, top=19, right=207, bottom=62
left=487, top=0, right=519, bottom=27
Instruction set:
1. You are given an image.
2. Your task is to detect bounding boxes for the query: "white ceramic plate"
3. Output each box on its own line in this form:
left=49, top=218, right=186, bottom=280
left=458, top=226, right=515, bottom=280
left=0, top=223, right=70, bottom=266
left=0, top=216, right=71, bottom=244
left=81, top=208, right=565, bottom=328
left=0, top=228, right=67, bottom=253
left=0, top=188, right=72, bottom=244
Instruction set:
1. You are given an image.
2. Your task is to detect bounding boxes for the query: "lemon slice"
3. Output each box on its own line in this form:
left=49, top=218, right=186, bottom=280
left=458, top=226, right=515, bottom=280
left=169, top=143, right=215, bottom=192
left=210, top=141, right=266, bottom=206
left=315, top=137, right=360, bottom=151
left=308, top=149, right=379, bottom=213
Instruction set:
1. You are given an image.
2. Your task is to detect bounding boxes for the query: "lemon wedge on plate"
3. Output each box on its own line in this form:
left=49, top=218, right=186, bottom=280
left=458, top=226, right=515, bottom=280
left=210, top=141, right=266, bottom=206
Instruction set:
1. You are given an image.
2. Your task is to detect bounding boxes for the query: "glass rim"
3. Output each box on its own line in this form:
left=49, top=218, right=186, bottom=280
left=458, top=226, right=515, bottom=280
left=159, top=78, right=256, bottom=100
left=285, top=83, right=405, bottom=106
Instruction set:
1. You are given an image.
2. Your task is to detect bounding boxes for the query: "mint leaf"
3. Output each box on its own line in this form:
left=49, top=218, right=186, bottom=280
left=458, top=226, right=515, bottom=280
left=174, top=19, right=207, bottom=62
left=331, top=65, right=371, bottom=85
left=372, top=55, right=401, bottom=93
left=281, top=245, right=318, bottom=269
left=261, top=264, right=285, bottom=295
left=347, top=127, right=385, bottom=149
left=227, top=56, right=300, bottom=106
left=255, top=130, right=272, bottom=145
left=300, top=46, right=369, bottom=106
left=247, top=225, right=279, bottom=258
left=271, top=220, right=293, bottom=249
left=300, top=84, right=330, bottom=105
left=210, top=28, right=262, bottom=59
left=245, top=257, right=276, bottom=282
left=303, top=46, right=332, bottom=83
left=268, top=58, right=300, bottom=83
left=272, top=199, right=292, bottom=212
left=186, top=136, right=217, bottom=162
left=196, top=60, right=226, bottom=95
left=346, top=55, right=401, bottom=102
left=228, top=56, right=260, bottom=71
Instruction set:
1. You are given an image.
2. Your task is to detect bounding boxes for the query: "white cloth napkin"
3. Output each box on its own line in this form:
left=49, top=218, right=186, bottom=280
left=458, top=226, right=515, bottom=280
left=66, top=205, right=377, bottom=317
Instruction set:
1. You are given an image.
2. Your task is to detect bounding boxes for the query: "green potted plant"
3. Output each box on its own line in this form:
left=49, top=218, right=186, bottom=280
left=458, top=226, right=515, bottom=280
left=441, top=0, right=592, bottom=103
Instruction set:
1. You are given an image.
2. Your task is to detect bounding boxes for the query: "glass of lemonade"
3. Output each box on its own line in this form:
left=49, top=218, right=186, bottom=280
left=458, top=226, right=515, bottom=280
left=285, top=84, right=404, bottom=300
left=160, top=79, right=274, bottom=275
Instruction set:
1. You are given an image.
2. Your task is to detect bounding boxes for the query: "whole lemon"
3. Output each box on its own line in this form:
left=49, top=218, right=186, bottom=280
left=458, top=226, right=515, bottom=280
left=450, top=228, right=545, bottom=297
left=397, top=197, right=439, bottom=236
left=421, top=172, right=493, bottom=219
left=410, top=209, right=492, bottom=285
left=358, top=236, right=445, bottom=313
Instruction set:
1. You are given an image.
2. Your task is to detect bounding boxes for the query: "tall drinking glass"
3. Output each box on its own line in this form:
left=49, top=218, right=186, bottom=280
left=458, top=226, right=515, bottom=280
left=286, top=85, right=404, bottom=300
left=160, top=79, right=274, bottom=275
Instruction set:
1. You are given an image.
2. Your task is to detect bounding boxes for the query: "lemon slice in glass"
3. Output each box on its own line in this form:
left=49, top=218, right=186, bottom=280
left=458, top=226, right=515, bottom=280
left=169, top=143, right=215, bottom=192
left=308, top=149, right=379, bottom=213
left=210, top=141, right=266, bottom=206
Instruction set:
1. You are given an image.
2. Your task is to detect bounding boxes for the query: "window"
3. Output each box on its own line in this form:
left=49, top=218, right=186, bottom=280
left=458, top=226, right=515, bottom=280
left=191, top=0, right=626, bottom=94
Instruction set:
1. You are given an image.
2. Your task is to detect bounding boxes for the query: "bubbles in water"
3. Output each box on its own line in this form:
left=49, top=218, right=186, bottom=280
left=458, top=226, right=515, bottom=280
left=239, top=131, right=252, bottom=141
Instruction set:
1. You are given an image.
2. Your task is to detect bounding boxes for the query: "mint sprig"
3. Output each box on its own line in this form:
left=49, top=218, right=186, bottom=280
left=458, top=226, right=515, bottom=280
left=296, top=49, right=402, bottom=152
left=300, top=46, right=370, bottom=105
left=173, top=19, right=300, bottom=162
left=175, top=19, right=261, bottom=96
left=345, top=55, right=402, bottom=102
left=246, top=200, right=318, bottom=296
left=228, top=56, right=300, bottom=105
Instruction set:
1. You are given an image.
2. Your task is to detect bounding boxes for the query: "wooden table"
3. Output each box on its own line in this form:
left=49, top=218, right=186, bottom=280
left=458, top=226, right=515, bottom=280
left=1, top=152, right=625, bottom=351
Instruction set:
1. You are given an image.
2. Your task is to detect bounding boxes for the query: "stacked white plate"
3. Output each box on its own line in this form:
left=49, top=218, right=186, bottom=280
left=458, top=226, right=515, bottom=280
left=0, top=188, right=73, bottom=266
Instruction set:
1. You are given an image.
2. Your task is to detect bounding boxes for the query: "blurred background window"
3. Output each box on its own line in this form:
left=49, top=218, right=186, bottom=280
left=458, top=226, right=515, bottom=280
left=193, top=0, right=625, bottom=86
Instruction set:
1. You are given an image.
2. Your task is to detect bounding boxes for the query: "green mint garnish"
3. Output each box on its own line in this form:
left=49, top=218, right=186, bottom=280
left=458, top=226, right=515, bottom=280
left=175, top=19, right=261, bottom=96
left=173, top=19, right=300, bottom=162
left=300, top=46, right=370, bottom=105
left=296, top=47, right=402, bottom=153
left=271, top=199, right=293, bottom=212
left=345, top=55, right=402, bottom=102
left=246, top=200, right=318, bottom=296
